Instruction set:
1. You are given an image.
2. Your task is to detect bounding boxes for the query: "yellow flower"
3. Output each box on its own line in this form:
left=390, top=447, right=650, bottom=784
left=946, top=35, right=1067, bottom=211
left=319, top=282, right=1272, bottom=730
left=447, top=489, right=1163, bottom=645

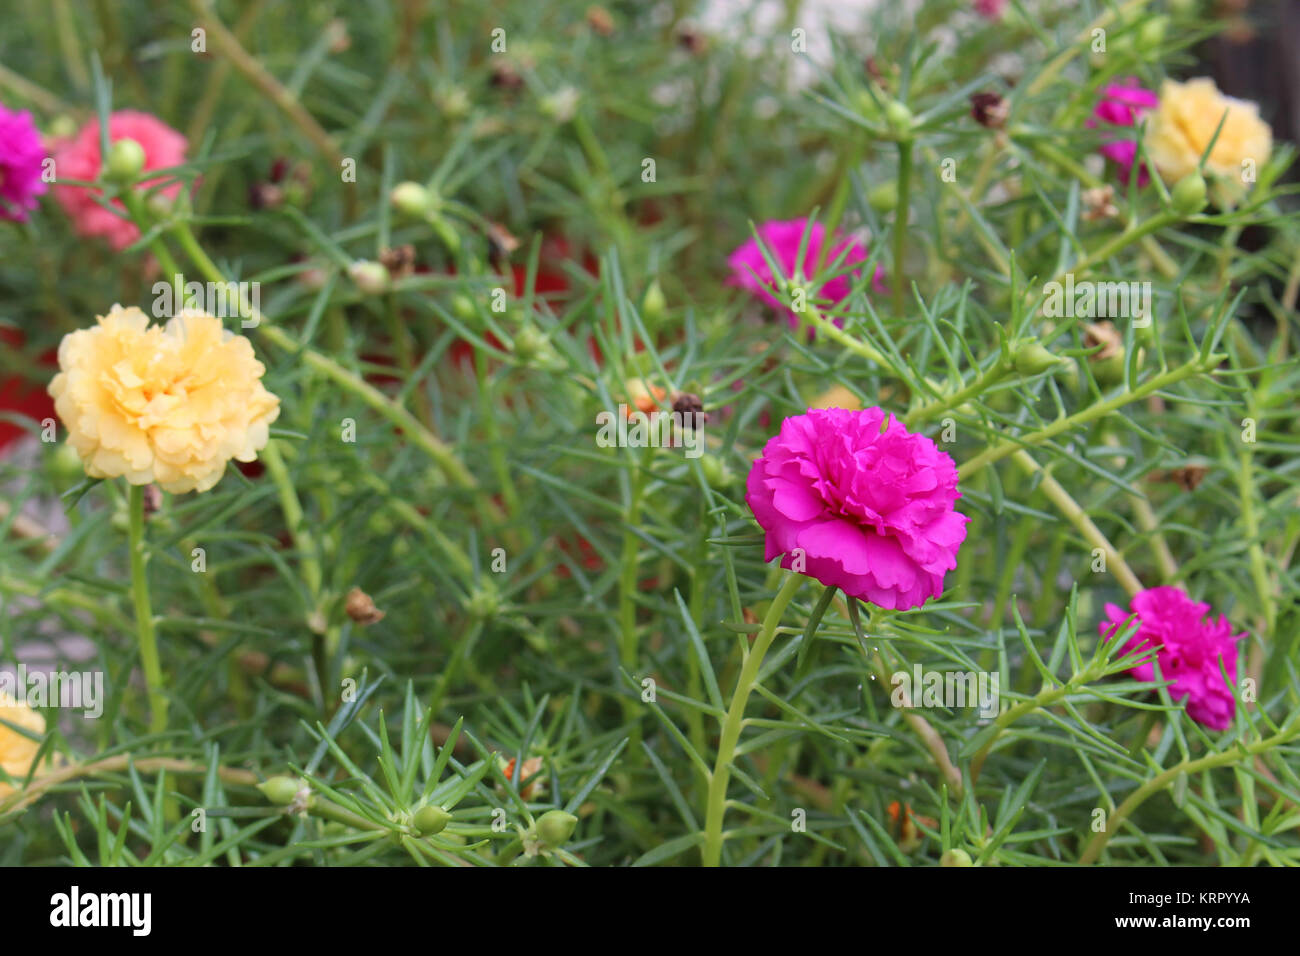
left=48, top=306, right=280, bottom=494
left=0, top=694, right=46, bottom=797
left=1146, top=78, right=1272, bottom=194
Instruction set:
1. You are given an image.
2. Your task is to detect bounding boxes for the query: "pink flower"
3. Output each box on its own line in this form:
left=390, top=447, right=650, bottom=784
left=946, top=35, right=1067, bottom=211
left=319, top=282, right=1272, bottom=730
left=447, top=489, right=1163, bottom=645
left=1087, top=80, right=1159, bottom=185
left=1099, top=586, right=1244, bottom=730
left=52, top=110, right=187, bottom=250
left=728, top=218, right=885, bottom=331
left=745, top=407, right=968, bottom=610
left=0, top=103, right=48, bottom=222
left=974, top=0, right=1007, bottom=18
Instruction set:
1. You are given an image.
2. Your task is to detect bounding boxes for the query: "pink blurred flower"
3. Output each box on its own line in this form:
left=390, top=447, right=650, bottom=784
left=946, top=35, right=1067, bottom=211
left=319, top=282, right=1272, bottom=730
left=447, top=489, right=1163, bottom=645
left=974, top=0, right=1007, bottom=18
left=52, top=110, right=188, bottom=250
left=0, top=103, right=48, bottom=222
left=745, top=407, right=968, bottom=610
left=728, top=218, right=885, bottom=331
left=1100, top=586, right=1244, bottom=730
left=1087, top=80, right=1159, bottom=185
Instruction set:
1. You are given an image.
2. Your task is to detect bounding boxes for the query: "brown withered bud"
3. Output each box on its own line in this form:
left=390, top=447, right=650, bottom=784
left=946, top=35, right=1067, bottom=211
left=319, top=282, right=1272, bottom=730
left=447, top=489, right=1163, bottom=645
left=379, top=244, right=417, bottom=279
left=490, top=62, right=524, bottom=91
left=671, top=392, right=707, bottom=429
left=486, top=222, right=520, bottom=265
left=248, top=182, right=285, bottom=210
left=677, top=25, right=707, bottom=54
left=345, top=588, right=385, bottom=626
left=1084, top=321, right=1123, bottom=361
left=1150, top=465, right=1209, bottom=492
left=1082, top=185, right=1119, bottom=222
left=326, top=19, right=351, bottom=54
left=970, top=92, right=1009, bottom=129
left=586, top=5, right=615, bottom=36
left=143, top=485, right=163, bottom=516
left=864, top=57, right=884, bottom=82
left=269, top=157, right=290, bottom=183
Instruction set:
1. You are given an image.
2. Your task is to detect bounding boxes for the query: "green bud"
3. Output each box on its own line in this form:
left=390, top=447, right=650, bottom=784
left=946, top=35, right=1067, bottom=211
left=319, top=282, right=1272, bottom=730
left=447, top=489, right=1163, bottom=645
left=466, top=586, right=500, bottom=620
left=941, top=848, right=973, bottom=867
left=1170, top=172, right=1208, bottom=217
left=885, top=101, right=913, bottom=136
left=348, top=260, right=390, bottom=295
left=512, top=325, right=547, bottom=362
left=1011, top=341, right=1060, bottom=377
left=1092, top=351, right=1128, bottom=387
left=1137, top=15, right=1168, bottom=52
left=412, top=805, right=452, bottom=836
left=867, top=181, right=898, bottom=213
left=451, top=293, right=477, bottom=321
left=105, top=138, right=146, bottom=184
left=48, top=442, right=85, bottom=488
left=642, top=280, right=667, bottom=323
left=390, top=181, right=432, bottom=218
left=536, top=809, right=579, bottom=847
left=258, top=776, right=302, bottom=806
left=700, top=455, right=731, bottom=490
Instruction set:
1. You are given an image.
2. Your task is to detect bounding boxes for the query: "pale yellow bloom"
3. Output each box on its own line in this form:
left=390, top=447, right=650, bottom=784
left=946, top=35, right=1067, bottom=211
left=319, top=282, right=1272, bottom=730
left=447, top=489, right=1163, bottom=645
left=0, top=694, right=46, bottom=797
left=48, top=306, right=280, bottom=494
left=1146, top=78, right=1272, bottom=193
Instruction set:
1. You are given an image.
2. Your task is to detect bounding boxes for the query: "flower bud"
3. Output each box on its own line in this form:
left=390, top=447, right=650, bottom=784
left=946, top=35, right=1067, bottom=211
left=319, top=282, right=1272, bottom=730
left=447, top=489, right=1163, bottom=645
left=512, top=325, right=548, bottom=362
left=885, top=101, right=913, bottom=136
left=258, top=776, right=301, bottom=806
left=390, top=181, right=432, bottom=218
left=348, top=260, right=390, bottom=295
left=536, top=809, right=578, bottom=847
left=105, top=138, right=146, bottom=184
left=1011, top=341, right=1060, bottom=376
left=867, top=181, right=898, bottom=213
left=412, top=805, right=452, bottom=836
left=700, top=455, right=732, bottom=490
left=941, top=848, right=973, bottom=867
left=1170, top=172, right=1208, bottom=217
left=642, top=280, right=667, bottom=323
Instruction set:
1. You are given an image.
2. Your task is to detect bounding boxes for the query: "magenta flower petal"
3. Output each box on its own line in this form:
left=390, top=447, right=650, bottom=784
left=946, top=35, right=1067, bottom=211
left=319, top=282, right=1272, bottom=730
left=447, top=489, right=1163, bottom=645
left=728, top=218, right=886, bottom=333
left=745, top=407, right=968, bottom=610
left=0, top=103, right=48, bottom=223
left=1099, top=586, right=1245, bottom=730
left=1086, top=79, right=1158, bottom=186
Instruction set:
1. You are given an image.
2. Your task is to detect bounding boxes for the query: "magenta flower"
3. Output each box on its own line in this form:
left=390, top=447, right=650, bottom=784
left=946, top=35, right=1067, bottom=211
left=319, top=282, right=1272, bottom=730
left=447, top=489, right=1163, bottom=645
left=974, top=0, right=1007, bottom=18
left=0, top=104, right=48, bottom=223
left=1087, top=80, right=1159, bottom=184
left=52, top=110, right=188, bottom=250
left=745, top=407, right=968, bottom=610
left=728, top=218, right=885, bottom=331
left=1100, top=586, right=1244, bottom=730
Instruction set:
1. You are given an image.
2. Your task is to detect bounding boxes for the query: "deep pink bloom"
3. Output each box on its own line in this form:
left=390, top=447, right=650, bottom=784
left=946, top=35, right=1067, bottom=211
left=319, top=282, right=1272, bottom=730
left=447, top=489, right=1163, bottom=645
left=1100, top=586, right=1244, bottom=730
left=745, top=407, right=968, bottom=610
left=52, top=110, right=188, bottom=250
left=1087, top=80, right=1159, bottom=185
left=728, top=218, right=886, bottom=331
left=0, top=103, right=48, bottom=222
left=974, top=0, right=1007, bottom=18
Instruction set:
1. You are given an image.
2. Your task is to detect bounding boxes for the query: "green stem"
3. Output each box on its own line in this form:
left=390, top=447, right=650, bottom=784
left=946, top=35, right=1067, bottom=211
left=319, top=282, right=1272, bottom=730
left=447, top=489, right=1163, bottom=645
left=169, top=220, right=480, bottom=492
left=958, top=357, right=1209, bottom=479
left=1078, top=719, right=1300, bottom=864
left=127, top=484, right=167, bottom=734
left=701, top=573, right=803, bottom=866
left=892, top=139, right=913, bottom=316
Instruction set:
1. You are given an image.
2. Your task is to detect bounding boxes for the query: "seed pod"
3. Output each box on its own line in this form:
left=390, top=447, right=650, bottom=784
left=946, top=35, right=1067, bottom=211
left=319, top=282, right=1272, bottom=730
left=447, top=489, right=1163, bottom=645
left=536, top=809, right=579, bottom=847
left=412, top=805, right=452, bottom=836
left=258, top=776, right=301, bottom=806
